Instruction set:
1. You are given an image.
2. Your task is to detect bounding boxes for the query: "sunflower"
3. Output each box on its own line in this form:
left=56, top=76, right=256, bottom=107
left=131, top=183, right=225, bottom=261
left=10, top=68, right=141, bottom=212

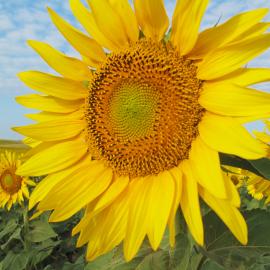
left=222, top=165, right=270, bottom=204
left=0, top=151, right=35, bottom=210
left=245, top=172, right=270, bottom=203
left=14, top=0, right=270, bottom=261
left=245, top=122, right=270, bottom=203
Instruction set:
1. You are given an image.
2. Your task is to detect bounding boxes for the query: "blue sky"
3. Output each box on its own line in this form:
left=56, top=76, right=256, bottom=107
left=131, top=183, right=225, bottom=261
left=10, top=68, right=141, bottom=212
left=0, top=0, right=270, bottom=140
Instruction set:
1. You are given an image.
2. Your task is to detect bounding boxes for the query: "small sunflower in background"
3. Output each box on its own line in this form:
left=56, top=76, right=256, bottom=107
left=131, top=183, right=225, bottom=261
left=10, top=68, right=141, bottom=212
left=14, top=0, right=270, bottom=262
left=246, top=120, right=270, bottom=204
left=223, top=166, right=270, bottom=205
left=245, top=171, right=270, bottom=204
left=0, top=151, right=35, bottom=210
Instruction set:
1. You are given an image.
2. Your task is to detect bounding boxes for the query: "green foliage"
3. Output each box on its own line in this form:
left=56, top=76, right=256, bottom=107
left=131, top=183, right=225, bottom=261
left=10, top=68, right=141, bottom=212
left=220, top=153, right=270, bottom=180
left=0, top=197, right=270, bottom=269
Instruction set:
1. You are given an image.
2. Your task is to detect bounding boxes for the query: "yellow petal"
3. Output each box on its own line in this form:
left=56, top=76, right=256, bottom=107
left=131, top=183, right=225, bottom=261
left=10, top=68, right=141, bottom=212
left=134, top=0, right=169, bottom=41
left=16, top=138, right=87, bottom=176
left=86, top=191, right=130, bottom=261
left=25, top=179, right=36, bottom=186
left=16, top=94, right=83, bottom=113
left=13, top=119, right=85, bottom=141
left=70, top=0, right=117, bottom=50
left=231, top=22, right=270, bottom=43
left=190, top=136, right=227, bottom=199
left=124, top=178, right=152, bottom=261
left=171, top=0, right=209, bottom=55
left=29, top=155, right=91, bottom=210
left=209, top=68, right=270, bottom=86
left=7, top=200, right=13, bottom=211
left=72, top=203, right=97, bottom=236
left=17, top=190, right=24, bottom=203
left=91, top=175, right=129, bottom=216
left=22, top=186, right=29, bottom=199
left=199, top=187, right=247, bottom=245
left=168, top=166, right=182, bottom=247
left=26, top=110, right=84, bottom=122
left=180, top=160, right=204, bottom=246
left=12, top=193, right=18, bottom=203
left=18, top=71, right=87, bottom=100
left=30, top=210, right=43, bottom=220
left=199, top=113, right=267, bottom=160
left=190, top=8, right=269, bottom=59
left=85, top=220, right=104, bottom=259
left=200, top=83, right=270, bottom=117
left=47, top=163, right=113, bottom=222
left=48, top=8, right=105, bottom=67
left=87, top=0, right=129, bottom=47
left=21, top=141, right=54, bottom=162
left=223, top=174, right=241, bottom=207
left=254, top=130, right=270, bottom=144
left=1, top=195, right=10, bottom=208
left=108, top=0, right=139, bottom=43
left=237, top=114, right=270, bottom=124
left=197, top=34, right=270, bottom=80
left=147, top=171, right=174, bottom=250
left=22, top=137, right=40, bottom=148
left=37, top=160, right=104, bottom=213
left=28, top=40, right=92, bottom=81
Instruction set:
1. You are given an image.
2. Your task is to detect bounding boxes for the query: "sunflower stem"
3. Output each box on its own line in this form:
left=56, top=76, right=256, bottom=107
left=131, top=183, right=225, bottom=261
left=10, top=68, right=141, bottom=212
left=22, top=204, right=31, bottom=270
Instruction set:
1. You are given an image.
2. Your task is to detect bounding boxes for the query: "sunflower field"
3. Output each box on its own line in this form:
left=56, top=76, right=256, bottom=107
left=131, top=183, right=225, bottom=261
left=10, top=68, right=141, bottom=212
left=1, top=0, right=270, bottom=269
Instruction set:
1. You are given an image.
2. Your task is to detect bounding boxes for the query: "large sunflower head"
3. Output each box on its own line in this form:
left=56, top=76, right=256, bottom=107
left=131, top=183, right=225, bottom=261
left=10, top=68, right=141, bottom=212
left=0, top=151, right=34, bottom=210
left=15, top=0, right=270, bottom=261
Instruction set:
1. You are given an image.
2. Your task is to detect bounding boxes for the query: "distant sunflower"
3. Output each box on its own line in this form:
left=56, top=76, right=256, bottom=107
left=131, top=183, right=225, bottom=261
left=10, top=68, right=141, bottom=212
left=245, top=171, right=270, bottom=203
left=0, top=151, right=35, bottom=210
left=223, top=165, right=270, bottom=204
left=15, top=0, right=270, bottom=261
left=246, top=121, right=270, bottom=203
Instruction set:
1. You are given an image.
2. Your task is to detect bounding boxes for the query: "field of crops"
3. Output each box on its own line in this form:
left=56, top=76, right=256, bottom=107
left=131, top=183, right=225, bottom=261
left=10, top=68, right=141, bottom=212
left=0, top=140, right=29, bottom=154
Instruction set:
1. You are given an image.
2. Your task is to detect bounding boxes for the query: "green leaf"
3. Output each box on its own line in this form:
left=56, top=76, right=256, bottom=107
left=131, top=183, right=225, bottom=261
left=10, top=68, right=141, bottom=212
left=220, top=154, right=270, bottom=180
left=1, top=228, right=22, bottom=250
left=0, top=219, right=18, bottom=239
left=85, top=252, right=114, bottom=270
left=43, top=266, right=55, bottom=270
left=1, top=251, right=29, bottom=270
left=62, top=262, right=84, bottom=270
left=26, top=220, right=57, bottom=242
left=170, top=232, right=193, bottom=270
left=248, top=158, right=270, bottom=180
left=201, top=209, right=270, bottom=269
left=200, top=260, right=225, bottom=270
left=219, top=154, right=263, bottom=177
left=242, top=198, right=267, bottom=211
left=30, top=239, right=62, bottom=266
left=135, top=250, right=169, bottom=270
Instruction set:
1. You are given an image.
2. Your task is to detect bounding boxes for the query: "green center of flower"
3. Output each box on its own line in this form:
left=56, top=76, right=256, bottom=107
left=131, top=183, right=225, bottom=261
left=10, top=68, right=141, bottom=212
left=109, top=80, right=159, bottom=141
left=3, top=174, right=14, bottom=187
